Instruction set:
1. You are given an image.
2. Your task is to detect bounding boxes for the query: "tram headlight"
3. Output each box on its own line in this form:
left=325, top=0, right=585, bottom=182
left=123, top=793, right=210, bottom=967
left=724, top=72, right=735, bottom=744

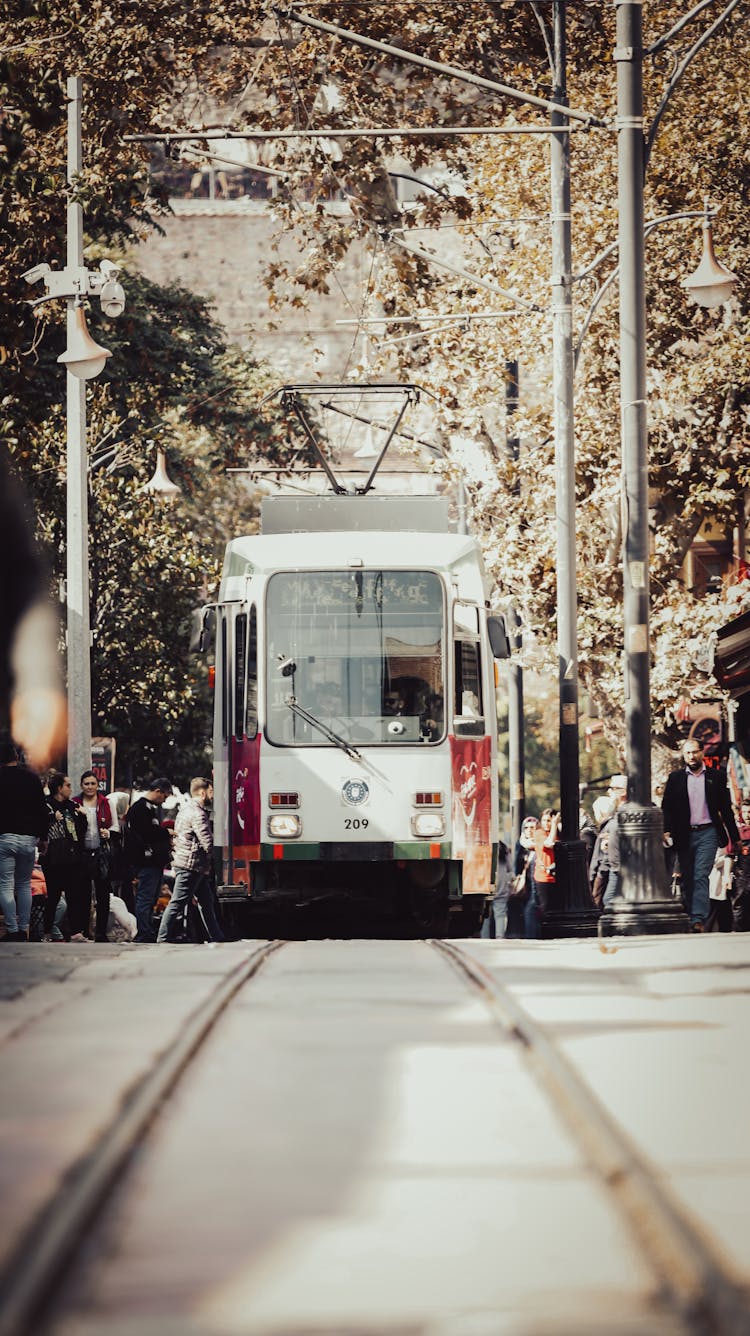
left=411, top=812, right=446, bottom=838
left=268, top=813, right=302, bottom=839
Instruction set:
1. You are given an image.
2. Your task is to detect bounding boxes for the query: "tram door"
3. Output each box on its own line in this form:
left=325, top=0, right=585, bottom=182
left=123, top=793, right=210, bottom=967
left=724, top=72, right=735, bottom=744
left=215, top=602, right=259, bottom=890
left=451, top=603, right=495, bottom=895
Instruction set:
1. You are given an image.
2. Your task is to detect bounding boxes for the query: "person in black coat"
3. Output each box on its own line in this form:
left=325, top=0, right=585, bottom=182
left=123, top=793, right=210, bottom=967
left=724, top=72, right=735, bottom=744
left=661, top=739, right=739, bottom=931
left=41, top=772, right=90, bottom=941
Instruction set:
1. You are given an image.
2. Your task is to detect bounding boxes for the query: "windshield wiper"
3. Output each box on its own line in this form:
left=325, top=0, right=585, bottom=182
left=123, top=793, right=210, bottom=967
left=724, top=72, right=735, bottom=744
left=286, top=697, right=362, bottom=761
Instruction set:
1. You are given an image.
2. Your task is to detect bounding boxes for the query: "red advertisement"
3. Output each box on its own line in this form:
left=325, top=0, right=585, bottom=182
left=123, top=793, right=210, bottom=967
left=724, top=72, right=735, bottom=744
left=231, top=734, right=262, bottom=862
left=450, top=735, right=492, bottom=894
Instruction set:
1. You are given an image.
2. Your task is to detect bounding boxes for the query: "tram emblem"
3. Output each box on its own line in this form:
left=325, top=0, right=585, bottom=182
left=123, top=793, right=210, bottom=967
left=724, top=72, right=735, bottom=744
left=342, top=779, right=369, bottom=806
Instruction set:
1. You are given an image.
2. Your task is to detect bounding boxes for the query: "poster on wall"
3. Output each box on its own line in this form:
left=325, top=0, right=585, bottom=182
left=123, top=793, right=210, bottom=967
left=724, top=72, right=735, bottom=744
left=91, top=737, right=115, bottom=794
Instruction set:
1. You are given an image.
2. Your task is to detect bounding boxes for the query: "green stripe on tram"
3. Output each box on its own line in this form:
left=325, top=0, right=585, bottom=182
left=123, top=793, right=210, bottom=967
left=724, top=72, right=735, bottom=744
left=259, top=841, right=451, bottom=861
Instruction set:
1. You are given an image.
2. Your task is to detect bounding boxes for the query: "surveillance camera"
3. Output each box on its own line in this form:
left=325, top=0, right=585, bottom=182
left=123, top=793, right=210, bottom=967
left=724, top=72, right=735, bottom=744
left=99, top=259, right=120, bottom=278
left=22, top=263, right=51, bottom=285
left=100, top=278, right=126, bottom=318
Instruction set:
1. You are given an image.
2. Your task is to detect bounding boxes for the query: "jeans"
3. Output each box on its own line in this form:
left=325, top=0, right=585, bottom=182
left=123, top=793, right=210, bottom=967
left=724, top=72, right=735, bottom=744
left=480, top=894, right=508, bottom=939
left=0, top=833, right=37, bottom=934
left=157, top=868, right=224, bottom=943
left=677, top=826, right=719, bottom=925
left=603, top=869, right=620, bottom=907
left=134, top=865, right=164, bottom=942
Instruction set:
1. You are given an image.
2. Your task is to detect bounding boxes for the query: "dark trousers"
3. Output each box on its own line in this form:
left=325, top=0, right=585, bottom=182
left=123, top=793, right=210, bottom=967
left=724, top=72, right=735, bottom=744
left=84, top=850, right=111, bottom=940
left=48, top=863, right=93, bottom=936
left=157, top=868, right=224, bottom=943
left=43, top=864, right=91, bottom=936
left=135, top=865, right=164, bottom=942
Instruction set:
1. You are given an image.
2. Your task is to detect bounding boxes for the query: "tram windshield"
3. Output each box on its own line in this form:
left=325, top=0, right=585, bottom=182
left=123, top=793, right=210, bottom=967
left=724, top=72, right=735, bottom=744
left=266, top=570, right=445, bottom=746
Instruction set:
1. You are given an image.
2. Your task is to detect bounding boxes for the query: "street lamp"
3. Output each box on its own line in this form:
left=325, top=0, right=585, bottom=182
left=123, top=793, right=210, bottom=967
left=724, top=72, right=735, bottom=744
left=602, top=3, right=737, bottom=936
left=142, top=445, right=182, bottom=499
left=22, top=77, right=126, bottom=786
left=682, top=203, right=738, bottom=309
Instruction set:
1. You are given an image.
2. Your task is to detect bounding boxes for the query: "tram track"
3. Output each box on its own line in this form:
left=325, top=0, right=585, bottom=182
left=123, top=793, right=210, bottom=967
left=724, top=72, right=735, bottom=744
left=432, top=939, right=750, bottom=1336
left=0, top=939, right=285, bottom=1336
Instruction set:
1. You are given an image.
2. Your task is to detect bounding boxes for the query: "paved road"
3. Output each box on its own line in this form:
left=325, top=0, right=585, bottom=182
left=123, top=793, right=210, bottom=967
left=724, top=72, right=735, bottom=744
left=0, top=935, right=748, bottom=1335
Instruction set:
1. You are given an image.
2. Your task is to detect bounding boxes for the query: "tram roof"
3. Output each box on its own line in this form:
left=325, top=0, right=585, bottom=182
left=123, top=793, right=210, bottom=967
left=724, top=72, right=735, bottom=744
left=221, top=525, right=488, bottom=602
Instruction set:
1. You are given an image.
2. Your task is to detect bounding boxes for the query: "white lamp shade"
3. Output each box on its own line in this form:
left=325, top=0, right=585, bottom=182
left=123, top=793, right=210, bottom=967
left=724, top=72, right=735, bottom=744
left=142, top=448, right=181, bottom=499
left=682, top=219, right=737, bottom=309
left=58, top=304, right=112, bottom=379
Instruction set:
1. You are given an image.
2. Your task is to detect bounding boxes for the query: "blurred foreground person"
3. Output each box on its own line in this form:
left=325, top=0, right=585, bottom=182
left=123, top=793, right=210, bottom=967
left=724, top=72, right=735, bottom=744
left=157, top=777, right=224, bottom=944
left=0, top=447, right=66, bottom=770
left=0, top=739, right=49, bottom=940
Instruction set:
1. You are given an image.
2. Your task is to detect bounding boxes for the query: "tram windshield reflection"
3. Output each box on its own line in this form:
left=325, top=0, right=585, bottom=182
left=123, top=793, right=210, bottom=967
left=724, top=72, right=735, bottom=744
left=266, top=570, right=445, bottom=745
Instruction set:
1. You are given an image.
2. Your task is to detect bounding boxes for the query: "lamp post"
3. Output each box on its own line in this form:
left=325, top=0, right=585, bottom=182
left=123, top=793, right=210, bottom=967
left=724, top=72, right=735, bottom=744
left=23, top=77, right=124, bottom=787
left=545, top=0, right=599, bottom=937
left=602, top=2, right=737, bottom=934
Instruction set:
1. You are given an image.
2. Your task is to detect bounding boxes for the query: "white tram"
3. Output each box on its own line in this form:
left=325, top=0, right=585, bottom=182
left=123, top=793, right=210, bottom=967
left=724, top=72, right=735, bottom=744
left=196, top=493, right=508, bottom=933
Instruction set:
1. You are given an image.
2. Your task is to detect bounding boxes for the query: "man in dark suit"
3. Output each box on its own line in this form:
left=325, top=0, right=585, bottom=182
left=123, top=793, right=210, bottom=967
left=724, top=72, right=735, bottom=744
left=662, top=739, right=739, bottom=932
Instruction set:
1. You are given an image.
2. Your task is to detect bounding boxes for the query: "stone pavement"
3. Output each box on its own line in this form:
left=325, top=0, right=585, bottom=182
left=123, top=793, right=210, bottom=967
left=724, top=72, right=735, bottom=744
left=0, top=935, right=748, bottom=1335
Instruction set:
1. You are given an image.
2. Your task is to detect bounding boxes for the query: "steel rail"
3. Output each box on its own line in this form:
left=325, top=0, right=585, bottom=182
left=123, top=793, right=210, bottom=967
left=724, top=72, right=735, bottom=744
left=431, top=940, right=750, bottom=1336
left=0, top=941, right=285, bottom=1336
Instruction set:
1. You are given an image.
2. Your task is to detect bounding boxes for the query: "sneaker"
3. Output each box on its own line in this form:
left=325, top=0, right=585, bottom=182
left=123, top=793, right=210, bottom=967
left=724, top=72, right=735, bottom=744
left=691, top=921, right=705, bottom=933
left=50, top=927, right=64, bottom=942
left=42, top=933, right=53, bottom=943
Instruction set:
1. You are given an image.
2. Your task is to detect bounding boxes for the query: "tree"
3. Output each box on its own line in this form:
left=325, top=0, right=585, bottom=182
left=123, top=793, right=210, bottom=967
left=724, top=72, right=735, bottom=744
left=0, top=7, right=306, bottom=779
left=3, top=3, right=748, bottom=779
left=209, top=2, right=749, bottom=766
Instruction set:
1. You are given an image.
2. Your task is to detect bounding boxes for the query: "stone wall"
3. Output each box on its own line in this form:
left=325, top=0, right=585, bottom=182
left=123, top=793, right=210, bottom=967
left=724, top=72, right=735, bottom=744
left=130, top=199, right=367, bottom=381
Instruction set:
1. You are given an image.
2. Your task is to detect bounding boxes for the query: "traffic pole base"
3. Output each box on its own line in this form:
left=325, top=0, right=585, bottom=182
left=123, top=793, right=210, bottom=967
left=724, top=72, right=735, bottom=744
left=542, top=837, right=599, bottom=939
left=599, top=897, right=690, bottom=936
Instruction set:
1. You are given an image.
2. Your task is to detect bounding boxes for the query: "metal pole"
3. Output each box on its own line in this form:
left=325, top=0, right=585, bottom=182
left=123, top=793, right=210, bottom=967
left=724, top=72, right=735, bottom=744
left=601, top=1, right=688, bottom=935
left=504, top=360, right=525, bottom=852
left=545, top=1, right=598, bottom=936
left=65, top=76, right=92, bottom=786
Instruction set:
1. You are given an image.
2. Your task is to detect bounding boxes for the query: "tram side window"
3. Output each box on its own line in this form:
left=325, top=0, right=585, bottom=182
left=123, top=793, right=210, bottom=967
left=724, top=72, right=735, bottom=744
left=246, top=606, right=258, bottom=740
left=454, top=639, right=483, bottom=720
left=234, top=614, right=247, bottom=741
left=221, top=617, right=229, bottom=744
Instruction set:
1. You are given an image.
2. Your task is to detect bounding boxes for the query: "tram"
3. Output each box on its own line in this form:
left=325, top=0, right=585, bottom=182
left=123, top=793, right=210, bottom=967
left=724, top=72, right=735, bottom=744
left=193, top=491, right=508, bottom=934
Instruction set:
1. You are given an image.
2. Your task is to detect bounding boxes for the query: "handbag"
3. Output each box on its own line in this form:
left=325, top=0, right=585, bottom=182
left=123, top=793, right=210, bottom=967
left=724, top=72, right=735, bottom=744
left=509, top=868, right=528, bottom=899
left=95, top=843, right=113, bottom=880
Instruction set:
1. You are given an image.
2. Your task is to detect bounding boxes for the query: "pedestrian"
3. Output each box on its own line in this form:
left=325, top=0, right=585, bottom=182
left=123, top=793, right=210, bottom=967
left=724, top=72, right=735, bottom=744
left=40, top=773, right=90, bottom=941
left=705, top=845, right=734, bottom=932
left=600, top=775, right=629, bottom=908
left=661, top=739, right=739, bottom=932
left=579, top=806, right=597, bottom=868
left=0, top=738, right=49, bottom=941
left=481, top=840, right=510, bottom=939
left=74, top=770, right=115, bottom=942
left=107, top=791, right=133, bottom=910
left=507, top=816, right=537, bottom=938
left=730, top=799, right=750, bottom=931
left=125, top=778, right=173, bottom=942
left=529, top=807, right=560, bottom=937
left=157, top=777, right=224, bottom=943
left=589, top=794, right=616, bottom=908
